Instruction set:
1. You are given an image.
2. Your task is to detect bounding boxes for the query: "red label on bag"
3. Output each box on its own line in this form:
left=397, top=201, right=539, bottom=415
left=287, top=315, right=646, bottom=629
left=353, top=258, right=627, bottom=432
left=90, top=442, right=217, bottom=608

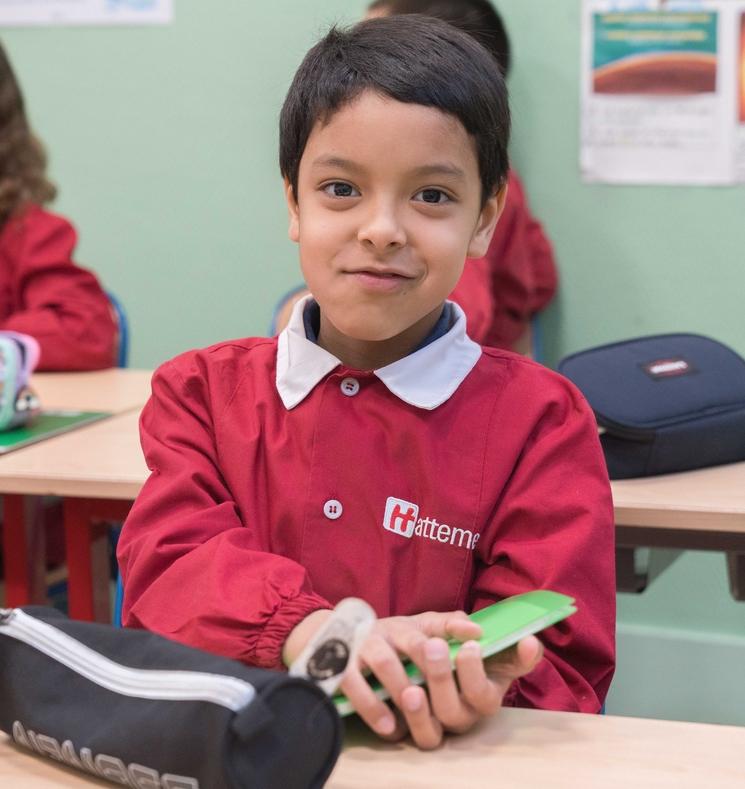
left=641, top=358, right=695, bottom=379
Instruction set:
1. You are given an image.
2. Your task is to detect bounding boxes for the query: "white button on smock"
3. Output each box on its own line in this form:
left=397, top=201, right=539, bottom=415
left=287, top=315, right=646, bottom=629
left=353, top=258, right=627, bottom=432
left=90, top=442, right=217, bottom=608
left=340, top=377, right=360, bottom=396
left=323, top=499, right=343, bottom=520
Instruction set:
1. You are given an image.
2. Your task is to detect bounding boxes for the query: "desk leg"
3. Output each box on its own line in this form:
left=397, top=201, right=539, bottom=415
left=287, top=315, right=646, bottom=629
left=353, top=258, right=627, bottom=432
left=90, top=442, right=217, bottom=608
left=64, top=499, right=111, bottom=622
left=2, top=495, right=47, bottom=607
left=616, top=547, right=648, bottom=593
left=727, top=554, right=745, bottom=602
left=63, top=498, right=133, bottom=623
left=616, top=545, right=683, bottom=594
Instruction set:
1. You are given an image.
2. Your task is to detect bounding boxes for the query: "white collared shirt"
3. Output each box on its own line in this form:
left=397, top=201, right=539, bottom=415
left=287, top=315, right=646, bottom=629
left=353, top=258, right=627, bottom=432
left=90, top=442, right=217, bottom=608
left=275, top=295, right=481, bottom=411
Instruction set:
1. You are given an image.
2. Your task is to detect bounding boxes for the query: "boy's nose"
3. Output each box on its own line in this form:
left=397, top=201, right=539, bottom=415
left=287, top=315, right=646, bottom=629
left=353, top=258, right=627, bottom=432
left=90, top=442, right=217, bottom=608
left=357, top=203, right=406, bottom=252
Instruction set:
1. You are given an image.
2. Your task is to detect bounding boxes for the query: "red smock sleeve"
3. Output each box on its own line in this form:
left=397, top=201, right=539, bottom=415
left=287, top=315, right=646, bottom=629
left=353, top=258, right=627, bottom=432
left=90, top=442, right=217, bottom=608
left=117, top=357, right=332, bottom=670
left=451, top=171, right=558, bottom=349
left=469, top=375, right=616, bottom=713
left=0, top=205, right=117, bottom=371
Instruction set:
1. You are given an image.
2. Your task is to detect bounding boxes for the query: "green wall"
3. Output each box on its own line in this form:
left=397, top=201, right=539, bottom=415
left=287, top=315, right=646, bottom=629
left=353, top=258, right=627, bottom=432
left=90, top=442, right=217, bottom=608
left=3, top=1, right=367, bottom=368
left=4, top=1, right=744, bottom=724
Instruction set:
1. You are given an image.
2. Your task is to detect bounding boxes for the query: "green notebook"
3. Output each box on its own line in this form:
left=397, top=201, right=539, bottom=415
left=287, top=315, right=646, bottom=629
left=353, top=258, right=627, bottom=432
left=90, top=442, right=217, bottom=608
left=333, top=590, right=576, bottom=717
left=0, top=410, right=111, bottom=454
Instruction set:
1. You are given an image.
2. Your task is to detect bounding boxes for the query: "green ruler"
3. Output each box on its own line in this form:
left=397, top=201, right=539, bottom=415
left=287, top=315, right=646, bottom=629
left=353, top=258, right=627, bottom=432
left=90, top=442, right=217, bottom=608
left=333, top=590, right=576, bottom=716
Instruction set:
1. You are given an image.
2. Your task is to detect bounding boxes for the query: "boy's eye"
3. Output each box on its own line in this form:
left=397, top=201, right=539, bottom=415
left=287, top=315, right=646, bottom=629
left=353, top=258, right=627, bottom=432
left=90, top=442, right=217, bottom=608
left=413, top=188, right=451, bottom=205
left=323, top=182, right=360, bottom=198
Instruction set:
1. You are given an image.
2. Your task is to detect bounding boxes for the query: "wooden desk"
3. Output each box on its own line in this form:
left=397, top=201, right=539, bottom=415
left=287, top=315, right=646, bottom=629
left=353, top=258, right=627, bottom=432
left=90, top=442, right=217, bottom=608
left=1, top=370, right=153, bottom=614
left=2, top=708, right=744, bottom=788
left=611, top=462, right=745, bottom=600
left=0, top=411, right=149, bottom=619
left=0, top=411, right=146, bottom=500
left=31, top=369, right=152, bottom=415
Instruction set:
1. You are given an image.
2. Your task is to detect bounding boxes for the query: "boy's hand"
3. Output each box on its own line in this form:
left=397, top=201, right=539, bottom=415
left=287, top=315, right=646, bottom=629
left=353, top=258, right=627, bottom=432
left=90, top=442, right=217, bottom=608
left=338, top=611, right=544, bottom=750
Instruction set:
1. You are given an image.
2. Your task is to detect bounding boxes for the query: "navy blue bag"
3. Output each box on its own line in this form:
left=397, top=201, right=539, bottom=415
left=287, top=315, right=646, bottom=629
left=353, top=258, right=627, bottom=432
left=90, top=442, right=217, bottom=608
left=558, top=334, right=745, bottom=479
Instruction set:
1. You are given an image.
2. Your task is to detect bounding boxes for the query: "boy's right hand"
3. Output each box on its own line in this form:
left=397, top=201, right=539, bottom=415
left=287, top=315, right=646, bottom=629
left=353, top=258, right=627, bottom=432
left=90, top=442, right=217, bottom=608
left=286, top=609, right=543, bottom=750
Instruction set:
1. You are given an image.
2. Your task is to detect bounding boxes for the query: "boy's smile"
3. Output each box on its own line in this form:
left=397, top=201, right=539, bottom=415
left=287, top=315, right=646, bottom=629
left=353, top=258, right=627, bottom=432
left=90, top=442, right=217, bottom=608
left=285, top=90, right=504, bottom=370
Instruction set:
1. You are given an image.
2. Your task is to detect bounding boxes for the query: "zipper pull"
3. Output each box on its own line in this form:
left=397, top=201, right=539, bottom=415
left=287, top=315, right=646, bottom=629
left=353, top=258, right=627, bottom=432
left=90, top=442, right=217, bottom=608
left=0, top=609, right=15, bottom=624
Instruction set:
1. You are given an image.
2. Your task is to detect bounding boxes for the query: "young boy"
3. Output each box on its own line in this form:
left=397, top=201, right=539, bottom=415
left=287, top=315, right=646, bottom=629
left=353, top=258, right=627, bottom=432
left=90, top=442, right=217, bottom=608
left=118, top=16, right=615, bottom=749
left=274, top=0, right=558, bottom=355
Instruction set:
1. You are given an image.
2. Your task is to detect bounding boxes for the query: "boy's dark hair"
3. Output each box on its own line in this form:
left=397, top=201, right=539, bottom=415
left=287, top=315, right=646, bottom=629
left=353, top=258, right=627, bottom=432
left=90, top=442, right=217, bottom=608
left=368, top=0, right=511, bottom=77
left=0, top=40, right=56, bottom=224
left=279, top=16, right=510, bottom=206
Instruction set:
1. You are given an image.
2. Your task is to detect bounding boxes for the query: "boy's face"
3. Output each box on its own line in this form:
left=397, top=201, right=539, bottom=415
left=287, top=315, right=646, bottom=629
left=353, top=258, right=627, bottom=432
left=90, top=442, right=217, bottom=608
left=285, top=90, right=503, bottom=343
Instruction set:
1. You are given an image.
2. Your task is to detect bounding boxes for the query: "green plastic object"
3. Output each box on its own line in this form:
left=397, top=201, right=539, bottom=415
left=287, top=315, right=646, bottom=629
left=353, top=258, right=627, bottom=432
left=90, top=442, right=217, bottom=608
left=333, top=590, right=576, bottom=717
left=0, top=410, right=111, bottom=454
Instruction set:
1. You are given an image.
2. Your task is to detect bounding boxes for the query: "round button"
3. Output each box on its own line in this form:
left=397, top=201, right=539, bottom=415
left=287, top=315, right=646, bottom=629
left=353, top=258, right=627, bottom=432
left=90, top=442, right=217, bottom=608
left=323, top=499, right=343, bottom=520
left=340, top=377, right=360, bottom=397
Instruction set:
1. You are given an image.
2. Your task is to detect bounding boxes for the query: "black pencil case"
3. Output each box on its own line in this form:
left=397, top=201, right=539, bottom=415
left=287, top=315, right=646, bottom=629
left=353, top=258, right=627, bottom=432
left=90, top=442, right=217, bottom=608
left=559, top=333, right=745, bottom=479
left=0, top=606, right=342, bottom=789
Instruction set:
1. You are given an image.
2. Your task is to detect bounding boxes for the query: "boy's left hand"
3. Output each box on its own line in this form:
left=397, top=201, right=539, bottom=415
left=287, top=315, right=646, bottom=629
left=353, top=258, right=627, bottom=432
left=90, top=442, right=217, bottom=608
left=339, top=612, right=544, bottom=750
left=397, top=634, right=543, bottom=747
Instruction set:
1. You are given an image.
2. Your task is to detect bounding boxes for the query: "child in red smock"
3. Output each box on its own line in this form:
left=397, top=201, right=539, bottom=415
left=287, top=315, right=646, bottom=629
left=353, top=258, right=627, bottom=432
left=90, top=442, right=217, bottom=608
left=0, top=42, right=116, bottom=371
left=119, top=17, right=614, bottom=752
left=273, top=1, right=557, bottom=350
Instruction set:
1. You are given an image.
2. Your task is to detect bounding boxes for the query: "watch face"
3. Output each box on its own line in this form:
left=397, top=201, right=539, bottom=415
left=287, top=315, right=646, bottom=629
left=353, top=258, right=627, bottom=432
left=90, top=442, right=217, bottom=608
left=306, top=638, right=351, bottom=681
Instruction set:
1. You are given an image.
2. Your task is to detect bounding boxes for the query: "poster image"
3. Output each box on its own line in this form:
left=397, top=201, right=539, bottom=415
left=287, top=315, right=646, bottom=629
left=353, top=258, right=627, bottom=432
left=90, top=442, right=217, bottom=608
left=593, top=11, right=718, bottom=95
left=582, top=0, right=745, bottom=185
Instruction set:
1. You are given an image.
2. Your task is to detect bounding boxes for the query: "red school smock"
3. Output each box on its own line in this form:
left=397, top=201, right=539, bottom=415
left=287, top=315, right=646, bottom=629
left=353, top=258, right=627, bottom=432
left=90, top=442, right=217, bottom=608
left=119, top=298, right=615, bottom=713
left=0, top=204, right=117, bottom=370
left=450, top=170, right=557, bottom=350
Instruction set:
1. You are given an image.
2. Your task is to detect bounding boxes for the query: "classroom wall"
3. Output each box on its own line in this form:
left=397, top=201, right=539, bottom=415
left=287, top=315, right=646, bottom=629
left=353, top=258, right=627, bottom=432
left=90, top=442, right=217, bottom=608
left=4, top=2, right=744, bottom=724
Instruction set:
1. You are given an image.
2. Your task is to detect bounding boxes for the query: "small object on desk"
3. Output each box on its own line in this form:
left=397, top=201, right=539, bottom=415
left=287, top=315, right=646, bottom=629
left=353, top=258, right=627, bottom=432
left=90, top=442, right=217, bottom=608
left=333, top=590, right=576, bottom=716
left=0, top=410, right=111, bottom=454
left=0, top=331, right=41, bottom=432
left=559, top=333, right=745, bottom=478
left=290, top=597, right=376, bottom=696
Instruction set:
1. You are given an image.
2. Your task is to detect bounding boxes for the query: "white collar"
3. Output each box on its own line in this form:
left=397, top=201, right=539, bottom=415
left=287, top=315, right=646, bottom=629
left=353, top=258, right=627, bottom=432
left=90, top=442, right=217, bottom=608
left=276, top=295, right=481, bottom=411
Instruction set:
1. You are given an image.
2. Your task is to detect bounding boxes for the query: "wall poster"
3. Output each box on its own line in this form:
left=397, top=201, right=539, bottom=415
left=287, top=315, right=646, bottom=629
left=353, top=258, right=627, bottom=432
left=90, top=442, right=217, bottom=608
left=582, top=0, right=745, bottom=184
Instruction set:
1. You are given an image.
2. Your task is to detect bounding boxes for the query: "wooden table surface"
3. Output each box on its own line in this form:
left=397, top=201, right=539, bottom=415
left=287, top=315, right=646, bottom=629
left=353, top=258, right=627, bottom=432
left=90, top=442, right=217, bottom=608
left=0, top=411, right=146, bottom=499
left=31, top=369, right=153, bottom=416
left=1, top=708, right=744, bottom=788
left=0, top=370, right=152, bottom=498
left=611, top=461, right=745, bottom=532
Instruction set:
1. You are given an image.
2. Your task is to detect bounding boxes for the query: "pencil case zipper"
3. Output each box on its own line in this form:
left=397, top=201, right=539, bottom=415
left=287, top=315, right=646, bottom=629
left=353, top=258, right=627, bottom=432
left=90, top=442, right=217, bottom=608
left=0, top=609, right=255, bottom=712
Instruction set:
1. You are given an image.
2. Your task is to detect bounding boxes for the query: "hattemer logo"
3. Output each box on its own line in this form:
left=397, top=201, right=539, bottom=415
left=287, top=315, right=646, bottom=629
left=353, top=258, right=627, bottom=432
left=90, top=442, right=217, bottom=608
left=383, top=497, right=480, bottom=551
left=383, top=497, right=419, bottom=538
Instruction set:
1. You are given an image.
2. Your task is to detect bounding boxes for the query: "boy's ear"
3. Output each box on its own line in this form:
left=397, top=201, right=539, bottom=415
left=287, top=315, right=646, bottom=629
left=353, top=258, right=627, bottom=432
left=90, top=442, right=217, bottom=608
left=466, top=181, right=508, bottom=259
left=284, top=178, right=300, bottom=243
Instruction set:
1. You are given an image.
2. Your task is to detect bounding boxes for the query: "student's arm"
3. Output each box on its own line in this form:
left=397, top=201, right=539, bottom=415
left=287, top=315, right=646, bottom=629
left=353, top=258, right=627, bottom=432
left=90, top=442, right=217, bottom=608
left=481, top=171, right=558, bottom=350
left=117, top=359, right=332, bottom=670
left=470, top=375, right=616, bottom=713
left=0, top=207, right=117, bottom=370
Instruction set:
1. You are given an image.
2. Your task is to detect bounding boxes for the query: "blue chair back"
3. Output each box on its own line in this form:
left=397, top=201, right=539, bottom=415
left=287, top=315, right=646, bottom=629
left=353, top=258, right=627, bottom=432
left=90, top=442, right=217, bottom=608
left=530, top=316, right=544, bottom=365
left=107, top=291, right=130, bottom=368
left=268, top=285, right=308, bottom=336
left=113, top=573, right=124, bottom=627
